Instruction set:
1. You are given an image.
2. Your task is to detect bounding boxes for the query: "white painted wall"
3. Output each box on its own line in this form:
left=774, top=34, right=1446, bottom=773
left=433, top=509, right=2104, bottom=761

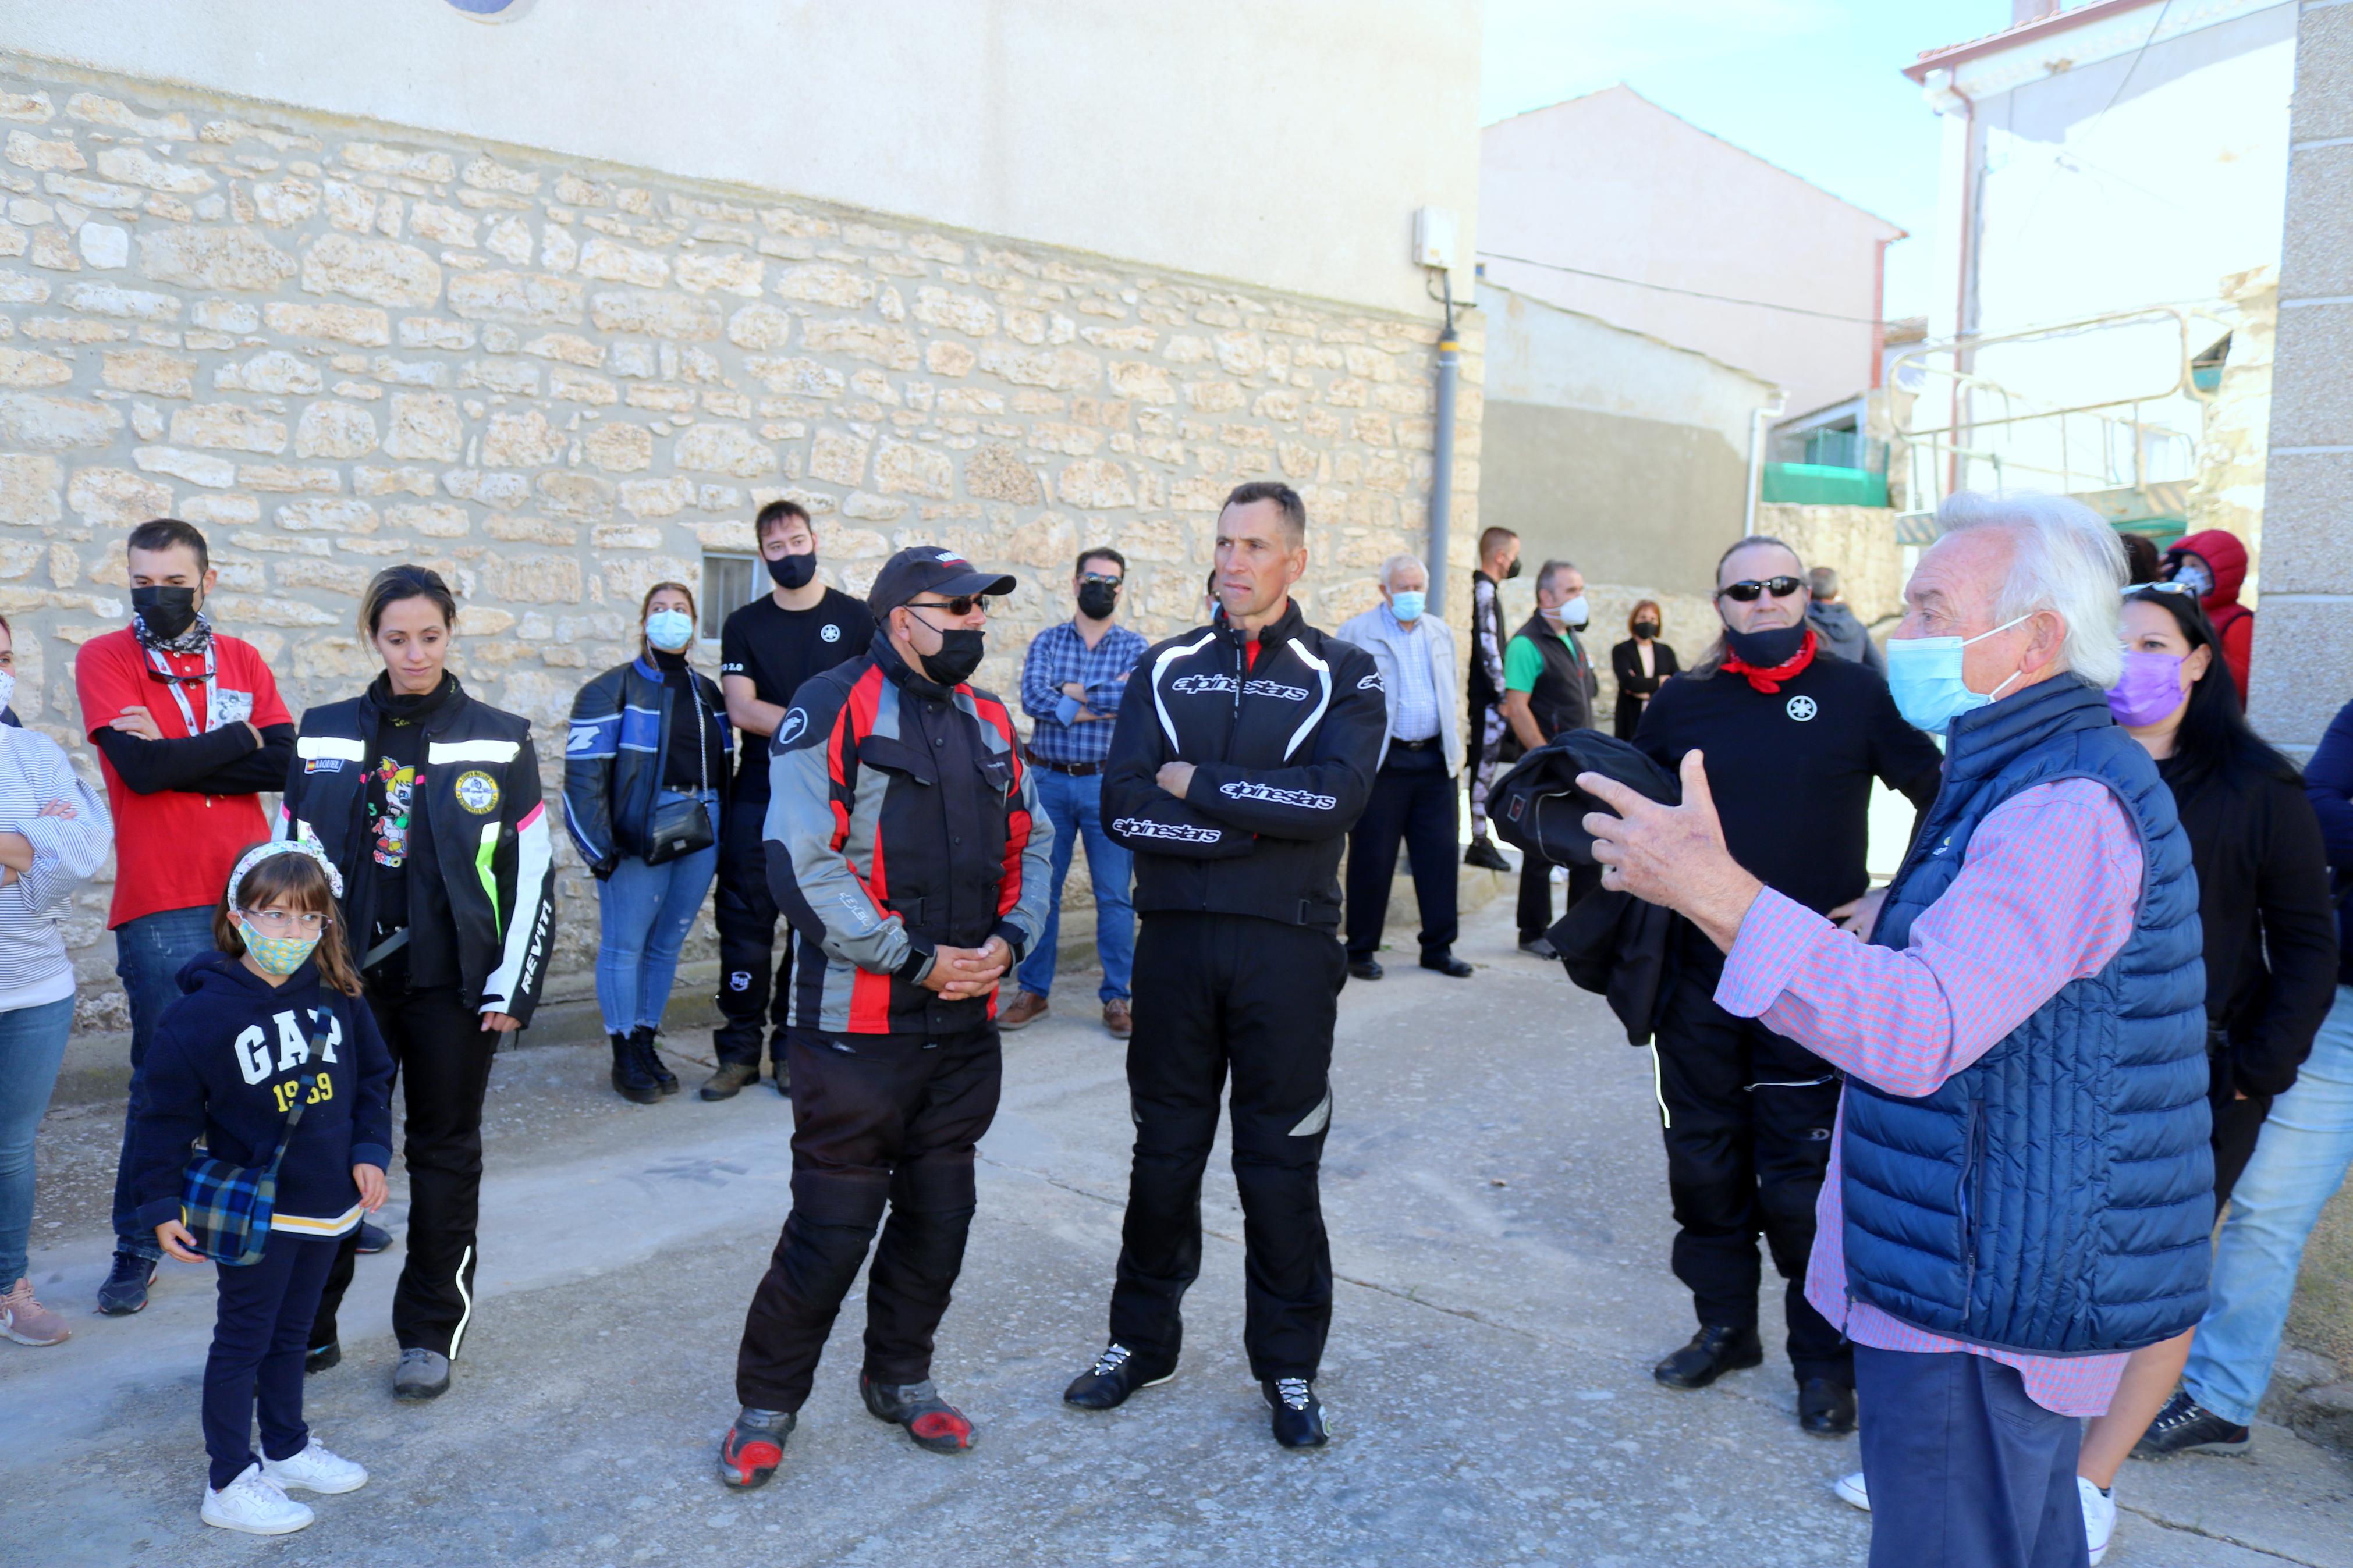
left=1479, top=283, right=1774, bottom=456
left=0, top=0, right=1480, bottom=318
left=1908, top=0, right=2294, bottom=505
left=1479, top=86, right=1903, bottom=421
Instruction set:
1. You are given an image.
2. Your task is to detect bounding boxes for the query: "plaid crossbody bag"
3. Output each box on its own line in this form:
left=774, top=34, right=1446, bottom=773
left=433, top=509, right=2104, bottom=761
left=179, top=1016, right=332, bottom=1266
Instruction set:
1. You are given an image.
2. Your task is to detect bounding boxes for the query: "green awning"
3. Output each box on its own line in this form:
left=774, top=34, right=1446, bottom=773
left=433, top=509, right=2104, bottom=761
left=1760, top=463, right=1889, bottom=508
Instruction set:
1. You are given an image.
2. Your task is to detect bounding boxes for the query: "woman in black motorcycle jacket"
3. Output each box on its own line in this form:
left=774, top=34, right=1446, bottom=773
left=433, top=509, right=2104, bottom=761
left=279, top=564, right=553, bottom=1402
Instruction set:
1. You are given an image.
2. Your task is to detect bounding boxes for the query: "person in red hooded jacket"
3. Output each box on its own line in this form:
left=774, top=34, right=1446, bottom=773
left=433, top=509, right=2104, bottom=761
left=2165, top=528, right=2255, bottom=701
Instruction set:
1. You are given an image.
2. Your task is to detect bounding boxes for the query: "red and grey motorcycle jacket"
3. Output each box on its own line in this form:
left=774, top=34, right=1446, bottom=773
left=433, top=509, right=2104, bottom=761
left=763, top=631, right=1053, bottom=1036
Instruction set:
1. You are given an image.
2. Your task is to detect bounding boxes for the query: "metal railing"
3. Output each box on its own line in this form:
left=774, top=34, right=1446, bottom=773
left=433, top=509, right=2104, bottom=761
left=1886, top=305, right=2227, bottom=537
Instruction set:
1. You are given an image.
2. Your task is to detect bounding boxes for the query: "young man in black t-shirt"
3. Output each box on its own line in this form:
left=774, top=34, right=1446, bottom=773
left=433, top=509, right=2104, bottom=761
left=1630, top=535, right=1943, bottom=1439
left=705, top=501, right=874, bottom=1099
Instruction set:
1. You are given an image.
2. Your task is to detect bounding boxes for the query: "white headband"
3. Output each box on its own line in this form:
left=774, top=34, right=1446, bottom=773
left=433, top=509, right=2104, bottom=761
left=227, top=838, right=345, bottom=907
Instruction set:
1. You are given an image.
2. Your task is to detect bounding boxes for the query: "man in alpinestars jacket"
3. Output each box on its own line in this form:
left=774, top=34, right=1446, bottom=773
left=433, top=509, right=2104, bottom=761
left=1060, top=481, right=1385, bottom=1450
left=721, top=545, right=1053, bottom=1489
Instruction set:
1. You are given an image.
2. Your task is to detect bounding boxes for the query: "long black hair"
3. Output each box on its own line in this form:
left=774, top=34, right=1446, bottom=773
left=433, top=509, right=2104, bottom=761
left=2123, top=586, right=2297, bottom=795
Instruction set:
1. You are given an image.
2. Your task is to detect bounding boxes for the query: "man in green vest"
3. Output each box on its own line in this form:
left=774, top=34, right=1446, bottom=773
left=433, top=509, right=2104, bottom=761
left=1500, top=558, right=1599, bottom=955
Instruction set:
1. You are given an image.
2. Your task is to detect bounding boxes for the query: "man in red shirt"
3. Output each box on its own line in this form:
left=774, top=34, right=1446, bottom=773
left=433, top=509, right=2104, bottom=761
left=79, top=518, right=296, bottom=1315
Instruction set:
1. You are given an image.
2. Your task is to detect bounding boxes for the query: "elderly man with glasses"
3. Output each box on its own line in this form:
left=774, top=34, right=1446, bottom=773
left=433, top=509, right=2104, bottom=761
left=1620, top=534, right=1944, bottom=1438
left=1591, top=495, right=2216, bottom=1568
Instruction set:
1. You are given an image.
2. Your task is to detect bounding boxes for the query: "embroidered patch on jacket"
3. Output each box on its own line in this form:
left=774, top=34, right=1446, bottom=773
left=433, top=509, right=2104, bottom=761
left=454, top=769, right=501, bottom=815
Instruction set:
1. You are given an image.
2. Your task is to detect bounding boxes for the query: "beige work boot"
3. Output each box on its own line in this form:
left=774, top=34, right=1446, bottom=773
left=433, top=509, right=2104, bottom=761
left=0, top=1276, right=70, bottom=1346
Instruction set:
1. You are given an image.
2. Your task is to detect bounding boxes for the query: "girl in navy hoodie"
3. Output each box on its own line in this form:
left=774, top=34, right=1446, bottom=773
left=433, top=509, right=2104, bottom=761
left=127, top=840, right=395, bottom=1537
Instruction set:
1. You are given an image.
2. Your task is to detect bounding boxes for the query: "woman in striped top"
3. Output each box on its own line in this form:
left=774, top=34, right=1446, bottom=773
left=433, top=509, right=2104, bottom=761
left=0, top=611, right=115, bottom=1350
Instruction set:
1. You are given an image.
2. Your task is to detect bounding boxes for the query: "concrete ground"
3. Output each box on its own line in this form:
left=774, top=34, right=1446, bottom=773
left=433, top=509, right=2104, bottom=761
left=6, top=896, right=2349, bottom=1567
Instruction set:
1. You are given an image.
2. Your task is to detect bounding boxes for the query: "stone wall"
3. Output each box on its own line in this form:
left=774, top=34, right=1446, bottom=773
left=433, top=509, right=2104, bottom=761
left=2246, top=0, right=2353, bottom=1399
left=0, top=53, right=1470, bottom=1035
left=2185, top=264, right=2277, bottom=592
left=1763, top=503, right=1907, bottom=628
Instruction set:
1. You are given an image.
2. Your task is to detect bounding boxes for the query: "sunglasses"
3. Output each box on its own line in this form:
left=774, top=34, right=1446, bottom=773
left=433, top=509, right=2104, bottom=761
left=1717, top=576, right=1805, bottom=603
left=908, top=595, right=989, bottom=617
left=1080, top=572, right=1123, bottom=586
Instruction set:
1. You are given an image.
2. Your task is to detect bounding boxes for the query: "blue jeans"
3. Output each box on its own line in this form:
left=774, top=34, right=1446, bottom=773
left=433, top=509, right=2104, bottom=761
left=1855, top=1345, right=2086, bottom=1568
left=0, top=994, right=76, bottom=1285
left=2182, top=982, right=2353, bottom=1425
left=1016, top=767, right=1133, bottom=1002
left=594, top=791, right=720, bottom=1035
left=111, top=904, right=222, bottom=1258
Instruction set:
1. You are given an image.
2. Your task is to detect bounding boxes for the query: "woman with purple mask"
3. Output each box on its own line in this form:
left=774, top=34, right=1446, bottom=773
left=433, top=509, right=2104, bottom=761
left=2074, top=583, right=2339, bottom=1520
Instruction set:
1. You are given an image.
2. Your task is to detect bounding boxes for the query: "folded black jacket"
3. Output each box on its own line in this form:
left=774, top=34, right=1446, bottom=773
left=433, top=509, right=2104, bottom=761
left=1491, top=729, right=1679, bottom=868
left=1491, top=731, right=1684, bottom=1044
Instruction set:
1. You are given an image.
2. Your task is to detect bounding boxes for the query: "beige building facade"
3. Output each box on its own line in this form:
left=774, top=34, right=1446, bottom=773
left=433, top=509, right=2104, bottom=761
left=0, top=31, right=1483, bottom=1038
left=1480, top=86, right=1903, bottom=424
left=1475, top=280, right=1774, bottom=681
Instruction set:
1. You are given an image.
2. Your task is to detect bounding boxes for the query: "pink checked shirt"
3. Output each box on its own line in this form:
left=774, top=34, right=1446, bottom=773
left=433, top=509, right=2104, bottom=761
left=1715, top=776, right=2146, bottom=1417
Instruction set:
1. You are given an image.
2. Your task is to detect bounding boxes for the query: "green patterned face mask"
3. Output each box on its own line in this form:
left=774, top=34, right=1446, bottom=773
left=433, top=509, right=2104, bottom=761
left=237, top=915, right=321, bottom=977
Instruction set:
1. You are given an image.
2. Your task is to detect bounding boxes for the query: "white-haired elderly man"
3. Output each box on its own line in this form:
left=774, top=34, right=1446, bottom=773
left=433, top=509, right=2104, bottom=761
left=1586, top=494, right=2213, bottom=1568
left=1336, top=556, right=1473, bottom=980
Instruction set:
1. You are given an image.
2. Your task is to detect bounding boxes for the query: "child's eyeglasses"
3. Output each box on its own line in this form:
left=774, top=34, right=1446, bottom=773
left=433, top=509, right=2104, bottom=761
left=239, top=908, right=329, bottom=935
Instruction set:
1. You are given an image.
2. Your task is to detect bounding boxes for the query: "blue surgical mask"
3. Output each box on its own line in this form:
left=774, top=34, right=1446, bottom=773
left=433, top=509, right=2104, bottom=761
left=1389, top=590, right=1425, bottom=624
left=645, top=609, right=694, bottom=653
left=1884, top=613, right=2032, bottom=734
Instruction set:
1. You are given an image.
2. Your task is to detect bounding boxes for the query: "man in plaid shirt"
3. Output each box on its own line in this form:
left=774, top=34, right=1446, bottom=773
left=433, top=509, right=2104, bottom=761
left=1000, top=548, right=1149, bottom=1039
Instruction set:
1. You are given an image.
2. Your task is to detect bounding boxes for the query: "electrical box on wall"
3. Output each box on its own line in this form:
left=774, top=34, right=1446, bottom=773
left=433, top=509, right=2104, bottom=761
left=1413, top=207, right=1457, bottom=271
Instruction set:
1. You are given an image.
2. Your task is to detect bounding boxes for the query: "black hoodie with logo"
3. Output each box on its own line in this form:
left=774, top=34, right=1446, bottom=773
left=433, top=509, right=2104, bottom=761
left=126, top=951, right=396, bottom=1239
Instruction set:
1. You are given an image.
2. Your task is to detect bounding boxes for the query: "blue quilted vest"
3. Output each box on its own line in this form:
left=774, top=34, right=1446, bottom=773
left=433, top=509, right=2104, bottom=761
left=1841, top=675, right=2213, bottom=1354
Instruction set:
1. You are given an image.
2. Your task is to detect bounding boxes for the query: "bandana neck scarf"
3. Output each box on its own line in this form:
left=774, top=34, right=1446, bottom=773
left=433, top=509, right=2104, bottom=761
left=1721, top=627, right=1819, bottom=694
left=133, top=607, right=215, bottom=658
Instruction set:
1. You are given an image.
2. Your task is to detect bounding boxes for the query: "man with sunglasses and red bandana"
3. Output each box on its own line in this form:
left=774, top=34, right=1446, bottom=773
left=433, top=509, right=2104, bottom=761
left=719, top=544, right=1052, bottom=1489
left=1627, top=534, right=1942, bottom=1437
left=76, top=518, right=299, bottom=1318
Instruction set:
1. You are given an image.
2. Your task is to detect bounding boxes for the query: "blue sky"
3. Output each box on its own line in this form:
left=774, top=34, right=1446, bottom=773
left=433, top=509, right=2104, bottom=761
left=1480, top=0, right=2008, bottom=321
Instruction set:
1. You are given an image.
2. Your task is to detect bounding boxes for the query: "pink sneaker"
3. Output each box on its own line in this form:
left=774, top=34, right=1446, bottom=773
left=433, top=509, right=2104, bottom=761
left=1, top=1276, right=69, bottom=1346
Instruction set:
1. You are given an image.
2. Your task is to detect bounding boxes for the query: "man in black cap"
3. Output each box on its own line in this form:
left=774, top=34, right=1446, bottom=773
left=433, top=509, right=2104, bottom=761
left=719, top=545, right=1053, bottom=1490
left=1061, top=481, right=1386, bottom=1450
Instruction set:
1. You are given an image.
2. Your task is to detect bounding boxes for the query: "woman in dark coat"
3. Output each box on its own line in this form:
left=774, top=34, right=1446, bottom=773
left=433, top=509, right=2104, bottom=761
left=2075, top=583, right=2339, bottom=1501
left=1609, top=599, right=1679, bottom=741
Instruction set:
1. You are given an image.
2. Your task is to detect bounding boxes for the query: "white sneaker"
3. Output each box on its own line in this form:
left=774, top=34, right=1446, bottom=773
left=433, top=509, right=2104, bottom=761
left=2079, top=1475, right=2115, bottom=1565
left=200, top=1464, right=315, bottom=1535
left=261, top=1437, right=369, bottom=1494
left=1833, top=1467, right=2113, bottom=1564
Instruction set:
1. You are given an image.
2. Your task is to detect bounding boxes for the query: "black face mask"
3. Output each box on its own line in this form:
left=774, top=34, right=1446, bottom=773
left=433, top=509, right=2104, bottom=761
left=1504, top=558, right=1523, bottom=581
left=1631, top=620, right=1660, bottom=641
left=913, top=620, right=986, bottom=687
left=766, top=551, right=817, bottom=591
left=1076, top=580, right=1119, bottom=620
left=132, top=585, right=200, bottom=640
left=1723, top=622, right=1808, bottom=668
